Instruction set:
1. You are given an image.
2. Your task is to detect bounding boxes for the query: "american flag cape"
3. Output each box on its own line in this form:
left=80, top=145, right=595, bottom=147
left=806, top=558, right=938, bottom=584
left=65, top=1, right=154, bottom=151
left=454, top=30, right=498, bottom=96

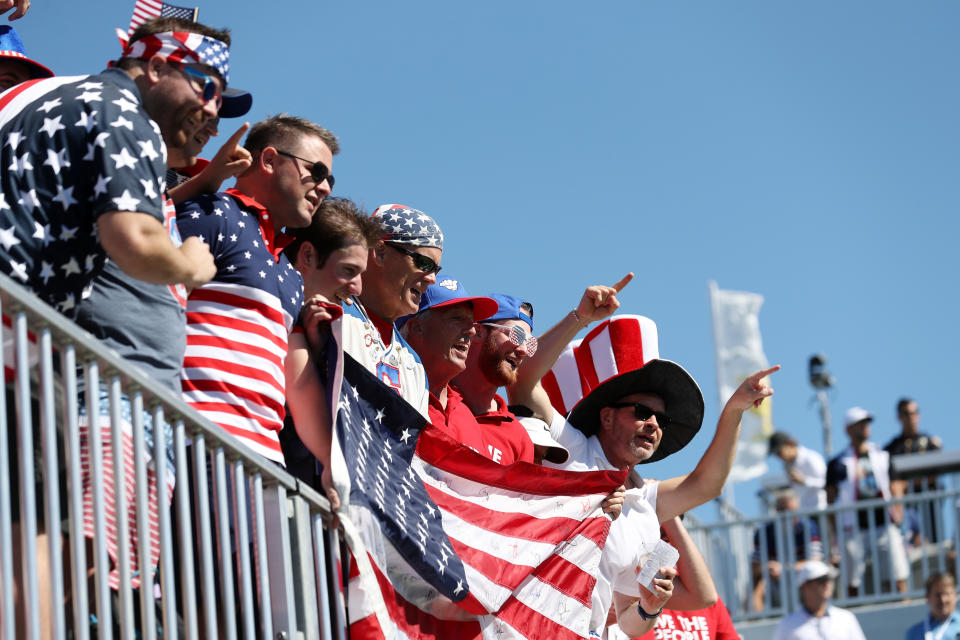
left=326, top=322, right=628, bottom=640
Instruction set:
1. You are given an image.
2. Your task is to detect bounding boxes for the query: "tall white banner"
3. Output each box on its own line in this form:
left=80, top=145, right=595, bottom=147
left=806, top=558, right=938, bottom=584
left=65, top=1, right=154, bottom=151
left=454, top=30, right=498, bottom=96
left=709, top=281, right=773, bottom=485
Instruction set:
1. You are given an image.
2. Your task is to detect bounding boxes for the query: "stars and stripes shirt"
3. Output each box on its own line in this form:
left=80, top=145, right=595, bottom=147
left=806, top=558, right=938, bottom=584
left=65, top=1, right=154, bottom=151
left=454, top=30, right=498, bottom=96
left=176, top=189, right=303, bottom=465
left=0, top=68, right=168, bottom=314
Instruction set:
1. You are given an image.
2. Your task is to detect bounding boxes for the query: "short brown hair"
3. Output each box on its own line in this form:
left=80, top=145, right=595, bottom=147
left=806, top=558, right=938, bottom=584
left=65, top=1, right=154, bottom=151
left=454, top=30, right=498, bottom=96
left=116, top=17, right=231, bottom=83
left=244, top=114, right=340, bottom=156
left=284, top=197, right=382, bottom=268
left=926, top=572, right=956, bottom=596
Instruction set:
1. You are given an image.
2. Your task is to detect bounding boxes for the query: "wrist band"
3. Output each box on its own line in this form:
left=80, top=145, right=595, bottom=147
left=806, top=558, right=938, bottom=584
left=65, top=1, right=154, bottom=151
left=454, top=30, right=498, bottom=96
left=637, top=602, right=663, bottom=620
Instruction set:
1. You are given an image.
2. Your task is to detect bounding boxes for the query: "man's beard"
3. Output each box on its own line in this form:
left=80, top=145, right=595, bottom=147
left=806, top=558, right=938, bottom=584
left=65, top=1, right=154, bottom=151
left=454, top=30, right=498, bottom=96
left=478, top=346, right=517, bottom=388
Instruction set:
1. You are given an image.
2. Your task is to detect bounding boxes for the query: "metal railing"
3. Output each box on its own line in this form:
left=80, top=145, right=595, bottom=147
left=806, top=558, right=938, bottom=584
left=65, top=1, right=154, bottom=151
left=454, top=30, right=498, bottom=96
left=687, top=488, right=958, bottom=622
left=0, top=272, right=345, bottom=640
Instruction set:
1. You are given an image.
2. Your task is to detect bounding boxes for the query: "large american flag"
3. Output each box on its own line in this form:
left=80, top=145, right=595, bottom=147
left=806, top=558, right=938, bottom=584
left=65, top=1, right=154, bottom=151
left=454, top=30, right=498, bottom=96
left=126, top=0, right=198, bottom=35
left=329, top=337, right=627, bottom=639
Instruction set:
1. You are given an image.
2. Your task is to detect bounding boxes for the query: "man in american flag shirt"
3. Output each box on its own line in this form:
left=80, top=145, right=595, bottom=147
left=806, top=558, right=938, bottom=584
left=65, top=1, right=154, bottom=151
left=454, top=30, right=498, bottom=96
left=177, top=114, right=338, bottom=465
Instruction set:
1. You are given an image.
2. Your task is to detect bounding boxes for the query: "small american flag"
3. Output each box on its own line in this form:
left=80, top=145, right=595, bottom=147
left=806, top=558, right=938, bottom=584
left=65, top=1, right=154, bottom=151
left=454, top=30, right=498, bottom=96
left=126, top=0, right=198, bottom=36
left=329, top=342, right=626, bottom=639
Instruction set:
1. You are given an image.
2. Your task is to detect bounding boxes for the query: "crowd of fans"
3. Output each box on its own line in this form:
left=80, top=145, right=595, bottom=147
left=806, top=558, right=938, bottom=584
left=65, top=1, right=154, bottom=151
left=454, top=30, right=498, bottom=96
left=0, top=4, right=953, bottom=639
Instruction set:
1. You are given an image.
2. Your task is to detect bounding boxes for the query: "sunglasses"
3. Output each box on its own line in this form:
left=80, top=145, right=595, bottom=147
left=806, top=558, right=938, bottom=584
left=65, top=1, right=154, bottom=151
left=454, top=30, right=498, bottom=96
left=275, top=150, right=335, bottom=188
left=384, top=242, right=441, bottom=275
left=482, top=322, right=538, bottom=356
left=170, top=62, right=222, bottom=109
left=607, top=402, right=672, bottom=426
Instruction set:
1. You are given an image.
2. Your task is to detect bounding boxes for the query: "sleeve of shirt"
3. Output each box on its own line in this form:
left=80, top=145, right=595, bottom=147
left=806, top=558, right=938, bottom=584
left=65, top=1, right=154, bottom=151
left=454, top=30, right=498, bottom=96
left=902, top=621, right=924, bottom=640
left=798, top=449, right=827, bottom=487
left=175, top=194, right=226, bottom=265
left=87, top=98, right=166, bottom=222
left=549, top=410, right=588, bottom=457
left=825, top=456, right=845, bottom=490
left=711, top=601, right=740, bottom=640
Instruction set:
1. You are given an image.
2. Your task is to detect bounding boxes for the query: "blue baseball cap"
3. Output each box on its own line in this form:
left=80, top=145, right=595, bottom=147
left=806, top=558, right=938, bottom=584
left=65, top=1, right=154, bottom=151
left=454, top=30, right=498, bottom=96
left=481, top=294, right=533, bottom=331
left=397, top=276, right=498, bottom=328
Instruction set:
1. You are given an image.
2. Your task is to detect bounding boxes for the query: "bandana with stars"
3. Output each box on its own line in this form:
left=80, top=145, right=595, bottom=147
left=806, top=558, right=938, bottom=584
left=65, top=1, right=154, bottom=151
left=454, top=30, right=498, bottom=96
left=372, top=204, right=444, bottom=250
left=121, top=30, right=230, bottom=84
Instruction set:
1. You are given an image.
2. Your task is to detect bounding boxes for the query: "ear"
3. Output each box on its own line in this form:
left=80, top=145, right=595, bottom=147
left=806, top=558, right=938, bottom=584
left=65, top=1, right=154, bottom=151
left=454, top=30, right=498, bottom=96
left=599, top=406, right=615, bottom=431
left=296, top=242, right=315, bottom=270
left=145, top=55, right=166, bottom=85
left=371, top=241, right=387, bottom=266
left=259, top=146, right=279, bottom=175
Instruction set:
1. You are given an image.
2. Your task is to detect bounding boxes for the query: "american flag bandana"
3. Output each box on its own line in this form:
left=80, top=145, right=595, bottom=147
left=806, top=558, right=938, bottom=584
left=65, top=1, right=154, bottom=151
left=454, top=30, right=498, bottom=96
left=372, top=204, right=444, bottom=250
left=121, top=30, right=230, bottom=84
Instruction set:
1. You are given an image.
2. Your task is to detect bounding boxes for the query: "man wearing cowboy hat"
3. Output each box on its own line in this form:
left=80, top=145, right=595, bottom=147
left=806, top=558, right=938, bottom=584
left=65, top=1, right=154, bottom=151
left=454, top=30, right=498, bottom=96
left=773, top=560, right=865, bottom=640
left=509, top=312, right=777, bottom=636
left=0, top=24, right=51, bottom=91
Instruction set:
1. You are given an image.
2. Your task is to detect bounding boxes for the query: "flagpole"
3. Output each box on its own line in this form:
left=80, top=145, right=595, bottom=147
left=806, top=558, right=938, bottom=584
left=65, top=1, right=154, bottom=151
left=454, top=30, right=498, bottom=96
left=707, top=280, right=736, bottom=514
left=190, top=7, right=199, bottom=22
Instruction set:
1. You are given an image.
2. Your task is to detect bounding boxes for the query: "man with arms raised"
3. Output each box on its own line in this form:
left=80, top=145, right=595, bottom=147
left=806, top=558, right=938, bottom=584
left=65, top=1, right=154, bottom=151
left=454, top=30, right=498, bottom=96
left=511, top=313, right=777, bottom=636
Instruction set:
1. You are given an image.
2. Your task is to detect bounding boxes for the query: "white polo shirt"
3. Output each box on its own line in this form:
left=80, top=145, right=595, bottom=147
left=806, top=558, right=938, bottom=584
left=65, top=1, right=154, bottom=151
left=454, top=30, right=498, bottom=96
left=773, top=604, right=866, bottom=640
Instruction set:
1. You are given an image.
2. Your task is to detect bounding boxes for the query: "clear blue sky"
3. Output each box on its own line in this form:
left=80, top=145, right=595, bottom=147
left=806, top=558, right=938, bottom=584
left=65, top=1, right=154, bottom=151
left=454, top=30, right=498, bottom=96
left=14, top=1, right=960, bottom=517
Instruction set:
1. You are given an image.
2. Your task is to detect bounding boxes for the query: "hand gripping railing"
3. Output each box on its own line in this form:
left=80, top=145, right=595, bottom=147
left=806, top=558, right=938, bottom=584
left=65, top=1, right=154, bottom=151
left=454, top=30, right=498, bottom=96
left=0, top=272, right=344, bottom=640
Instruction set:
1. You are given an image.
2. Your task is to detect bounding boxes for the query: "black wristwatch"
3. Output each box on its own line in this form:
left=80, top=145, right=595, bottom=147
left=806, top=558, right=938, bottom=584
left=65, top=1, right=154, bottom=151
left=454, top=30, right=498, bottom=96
left=637, top=603, right=663, bottom=620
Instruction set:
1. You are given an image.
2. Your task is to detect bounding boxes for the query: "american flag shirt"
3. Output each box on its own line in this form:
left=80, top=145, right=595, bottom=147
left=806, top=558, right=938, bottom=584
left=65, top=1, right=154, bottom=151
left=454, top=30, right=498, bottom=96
left=176, top=189, right=303, bottom=465
left=0, top=68, right=167, bottom=314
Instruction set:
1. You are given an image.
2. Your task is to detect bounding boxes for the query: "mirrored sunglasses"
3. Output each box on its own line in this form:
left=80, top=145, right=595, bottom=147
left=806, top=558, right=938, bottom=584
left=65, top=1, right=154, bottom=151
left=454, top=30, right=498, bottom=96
left=170, top=62, right=222, bottom=108
left=482, top=322, right=538, bottom=356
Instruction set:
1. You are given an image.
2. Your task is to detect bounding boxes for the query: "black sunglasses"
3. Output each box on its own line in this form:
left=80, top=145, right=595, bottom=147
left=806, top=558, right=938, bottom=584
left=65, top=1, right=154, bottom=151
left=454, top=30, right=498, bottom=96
left=607, top=402, right=672, bottom=426
left=275, top=150, right=335, bottom=188
left=385, top=242, right=441, bottom=275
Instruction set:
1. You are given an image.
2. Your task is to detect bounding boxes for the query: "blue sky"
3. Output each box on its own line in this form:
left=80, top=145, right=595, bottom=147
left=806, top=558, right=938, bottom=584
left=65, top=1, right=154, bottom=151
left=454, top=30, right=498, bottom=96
left=14, top=1, right=960, bottom=517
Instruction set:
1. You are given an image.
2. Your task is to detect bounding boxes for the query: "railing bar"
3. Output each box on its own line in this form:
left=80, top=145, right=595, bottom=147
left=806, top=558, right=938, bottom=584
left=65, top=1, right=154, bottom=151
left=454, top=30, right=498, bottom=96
left=867, top=508, right=881, bottom=595
left=174, top=421, right=199, bottom=640
left=154, top=405, right=178, bottom=640
left=192, top=435, right=219, bottom=640
left=84, top=362, right=112, bottom=640
left=252, top=474, right=273, bottom=640
left=214, top=447, right=238, bottom=640
left=0, top=300, right=16, bottom=640
left=61, top=346, right=89, bottom=640
left=131, top=392, right=156, bottom=640
left=14, top=311, right=39, bottom=640
left=327, top=527, right=347, bottom=640
left=232, top=462, right=256, bottom=640
left=313, top=515, right=334, bottom=640
left=779, top=514, right=794, bottom=613
left=109, top=378, right=135, bottom=640
left=935, top=494, right=947, bottom=574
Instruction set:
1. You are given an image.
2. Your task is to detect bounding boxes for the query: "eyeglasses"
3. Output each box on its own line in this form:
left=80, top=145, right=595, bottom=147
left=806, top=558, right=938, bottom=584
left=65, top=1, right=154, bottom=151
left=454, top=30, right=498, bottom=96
left=275, top=150, right=335, bottom=188
left=482, top=322, right=538, bottom=356
left=607, top=402, right=672, bottom=426
left=169, top=62, right=222, bottom=109
left=384, top=242, right=441, bottom=275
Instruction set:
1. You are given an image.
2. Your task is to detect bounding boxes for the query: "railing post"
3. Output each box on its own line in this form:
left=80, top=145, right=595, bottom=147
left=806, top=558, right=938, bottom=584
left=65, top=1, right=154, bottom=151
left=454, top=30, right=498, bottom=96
left=263, top=483, right=298, bottom=636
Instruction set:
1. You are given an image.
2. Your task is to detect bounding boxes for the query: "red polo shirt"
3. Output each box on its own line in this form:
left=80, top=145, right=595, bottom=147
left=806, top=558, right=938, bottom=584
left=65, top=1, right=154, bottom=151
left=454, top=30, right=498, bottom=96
left=473, top=394, right=534, bottom=465
left=427, top=385, right=487, bottom=457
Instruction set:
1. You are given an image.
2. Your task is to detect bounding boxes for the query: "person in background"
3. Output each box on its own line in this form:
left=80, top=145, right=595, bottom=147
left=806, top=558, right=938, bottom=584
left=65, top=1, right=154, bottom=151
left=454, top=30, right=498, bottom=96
left=773, top=560, right=865, bottom=640
left=903, top=572, right=960, bottom=640
left=768, top=431, right=827, bottom=511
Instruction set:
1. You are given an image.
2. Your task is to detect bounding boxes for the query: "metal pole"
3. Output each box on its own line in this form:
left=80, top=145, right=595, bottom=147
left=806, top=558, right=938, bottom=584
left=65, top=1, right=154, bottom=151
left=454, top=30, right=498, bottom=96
left=816, top=389, right=833, bottom=458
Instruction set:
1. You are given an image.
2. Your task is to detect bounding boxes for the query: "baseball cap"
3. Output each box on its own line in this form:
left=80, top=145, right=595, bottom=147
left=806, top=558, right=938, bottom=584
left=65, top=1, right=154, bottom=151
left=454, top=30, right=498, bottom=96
left=843, top=406, right=874, bottom=429
left=482, top=294, right=533, bottom=331
left=518, top=417, right=569, bottom=464
left=795, top=560, right=838, bottom=585
left=219, top=87, right=252, bottom=118
left=396, top=276, right=498, bottom=329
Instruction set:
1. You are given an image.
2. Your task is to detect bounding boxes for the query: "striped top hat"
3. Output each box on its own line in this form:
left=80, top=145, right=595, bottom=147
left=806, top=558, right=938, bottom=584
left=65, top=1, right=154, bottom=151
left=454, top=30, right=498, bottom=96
left=0, top=26, right=53, bottom=81
left=541, top=314, right=704, bottom=463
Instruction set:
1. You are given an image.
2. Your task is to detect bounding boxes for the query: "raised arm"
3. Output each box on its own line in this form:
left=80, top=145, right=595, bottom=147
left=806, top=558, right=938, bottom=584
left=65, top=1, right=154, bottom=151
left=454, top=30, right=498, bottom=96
left=168, top=122, right=253, bottom=204
left=656, top=366, right=780, bottom=522
left=656, top=516, right=718, bottom=611
left=97, top=211, right=216, bottom=288
left=508, top=273, right=633, bottom=420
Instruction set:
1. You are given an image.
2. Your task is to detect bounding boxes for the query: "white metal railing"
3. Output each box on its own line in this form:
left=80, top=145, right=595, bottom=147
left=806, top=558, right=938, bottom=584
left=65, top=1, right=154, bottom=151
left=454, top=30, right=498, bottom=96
left=688, top=488, right=958, bottom=622
left=0, top=271, right=344, bottom=639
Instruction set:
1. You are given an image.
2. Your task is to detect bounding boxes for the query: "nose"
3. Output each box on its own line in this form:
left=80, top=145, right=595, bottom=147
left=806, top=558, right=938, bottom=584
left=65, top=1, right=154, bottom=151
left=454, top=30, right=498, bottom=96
left=514, top=340, right=532, bottom=358
left=422, top=271, right=438, bottom=286
left=201, top=97, right=219, bottom=119
left=348, top=275, right=362, bottom=296
left=314, top=178, right=332, bottom=199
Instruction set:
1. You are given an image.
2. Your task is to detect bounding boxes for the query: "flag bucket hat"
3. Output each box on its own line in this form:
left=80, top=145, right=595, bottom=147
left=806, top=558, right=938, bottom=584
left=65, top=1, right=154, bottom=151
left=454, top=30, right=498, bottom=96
left=0, top=26, right=54, bottom=80
left=541, top=315, right=704, bottom=463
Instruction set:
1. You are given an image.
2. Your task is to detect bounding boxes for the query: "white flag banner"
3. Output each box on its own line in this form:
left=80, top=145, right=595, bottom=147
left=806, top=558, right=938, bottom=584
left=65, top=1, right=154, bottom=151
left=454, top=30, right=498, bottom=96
left=709, top=282, right=773, bottom=484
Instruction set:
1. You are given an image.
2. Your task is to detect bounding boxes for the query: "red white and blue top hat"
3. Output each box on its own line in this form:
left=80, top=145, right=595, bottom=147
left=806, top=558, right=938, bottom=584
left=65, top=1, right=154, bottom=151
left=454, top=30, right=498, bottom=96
left=0, top=25, right=53, bottom=80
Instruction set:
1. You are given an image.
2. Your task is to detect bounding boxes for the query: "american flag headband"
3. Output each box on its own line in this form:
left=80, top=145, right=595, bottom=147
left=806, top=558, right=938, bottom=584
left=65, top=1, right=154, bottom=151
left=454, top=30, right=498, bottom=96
left=121, top=30, right=230, bottom=84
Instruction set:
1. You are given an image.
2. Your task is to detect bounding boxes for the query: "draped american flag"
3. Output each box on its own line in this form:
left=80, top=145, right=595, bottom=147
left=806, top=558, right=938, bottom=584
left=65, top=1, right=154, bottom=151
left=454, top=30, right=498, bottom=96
left=126, top=0, right=198, bottom=36
left=328, top=339, right=627, bottom=640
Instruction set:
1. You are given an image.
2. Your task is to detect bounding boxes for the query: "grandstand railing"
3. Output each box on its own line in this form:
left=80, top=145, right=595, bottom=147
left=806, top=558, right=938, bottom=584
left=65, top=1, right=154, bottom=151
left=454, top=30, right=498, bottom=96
left=0, top=272, right=344, bottom=640
left=687, top=487, right=959, bottom=622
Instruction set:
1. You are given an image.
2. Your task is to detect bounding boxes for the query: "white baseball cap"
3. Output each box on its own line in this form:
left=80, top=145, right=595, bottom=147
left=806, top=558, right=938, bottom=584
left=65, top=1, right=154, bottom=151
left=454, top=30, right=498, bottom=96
left=796, top=560, right=838, bottom=585
left=843, top=406, right=874, bottom=428
left=518, top=417, right=568, bottom=464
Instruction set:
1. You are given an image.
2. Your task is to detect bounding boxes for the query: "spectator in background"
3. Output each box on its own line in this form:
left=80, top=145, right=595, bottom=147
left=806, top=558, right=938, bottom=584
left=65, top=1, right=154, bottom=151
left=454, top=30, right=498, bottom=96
left=0, top=24, right=51, bottom=91
left=516, top=415, right=569, bottom=466
left=177, top=114, right=338, bottom=466
left=282, top=196, right=383, bottom=507
left=768, top=431, right=826, bottom=511
left=903, top=572, right=960, bottom=640
left=773, top=560, right=865, bottom=640
left=751, top=490, right=823, bottom=611
left=826, top=406, right=909, bottom=596
left=884, top=397, right=943, bottom=543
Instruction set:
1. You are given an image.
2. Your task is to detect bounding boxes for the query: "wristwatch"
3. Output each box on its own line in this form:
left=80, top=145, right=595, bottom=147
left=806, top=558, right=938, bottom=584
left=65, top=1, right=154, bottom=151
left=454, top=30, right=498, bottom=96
left=637, top=602, right=663, bottom=620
